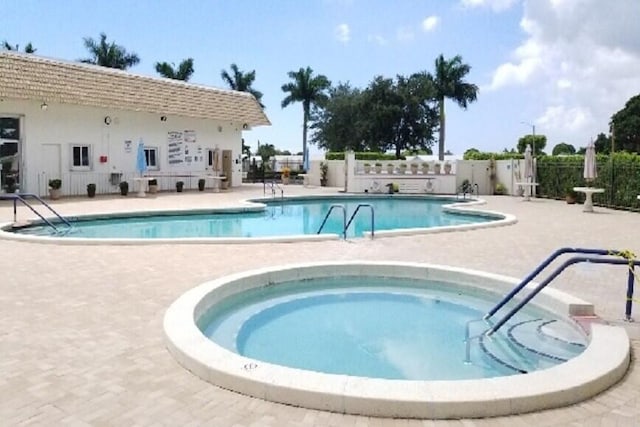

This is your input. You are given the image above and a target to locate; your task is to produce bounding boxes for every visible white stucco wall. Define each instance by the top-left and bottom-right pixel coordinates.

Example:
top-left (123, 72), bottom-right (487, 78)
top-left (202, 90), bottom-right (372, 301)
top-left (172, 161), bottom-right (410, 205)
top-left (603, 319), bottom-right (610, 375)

top-left (1, 100), bottom-right (245, 196)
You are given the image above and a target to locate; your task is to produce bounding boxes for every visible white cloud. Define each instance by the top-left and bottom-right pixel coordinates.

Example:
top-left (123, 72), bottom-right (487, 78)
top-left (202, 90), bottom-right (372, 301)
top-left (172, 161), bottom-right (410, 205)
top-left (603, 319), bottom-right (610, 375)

top-left (396, 27), bottom-right (414, 42)
top-left (460, 0), bottom-right (517, 12)
top-left (367, 34), bottom-right (389, 46)
top-left (334, 23), bottom-right (350, 44)
top-left (485, 0), bottom-right (640, 141)
top-left (421, 16), bottom-right (440, 32)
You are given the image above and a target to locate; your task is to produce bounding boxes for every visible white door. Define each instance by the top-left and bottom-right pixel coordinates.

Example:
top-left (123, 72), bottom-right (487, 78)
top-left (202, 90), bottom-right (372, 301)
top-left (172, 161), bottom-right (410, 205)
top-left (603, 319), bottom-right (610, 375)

top-left (39, 144), bottom-right (61, 196)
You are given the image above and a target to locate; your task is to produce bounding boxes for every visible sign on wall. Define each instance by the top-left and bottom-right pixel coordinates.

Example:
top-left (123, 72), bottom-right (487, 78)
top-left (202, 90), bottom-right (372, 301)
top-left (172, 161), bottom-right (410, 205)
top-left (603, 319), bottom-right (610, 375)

top-left (167, 130), bottom-right (202, 167)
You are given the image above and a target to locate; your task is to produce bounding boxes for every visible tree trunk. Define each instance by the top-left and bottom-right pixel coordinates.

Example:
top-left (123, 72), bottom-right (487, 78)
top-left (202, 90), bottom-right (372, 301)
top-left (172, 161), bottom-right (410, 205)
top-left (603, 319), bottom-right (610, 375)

top-left (303, 105), bottom-right (309, 168)
top-left (438, 99), bottom-right (445, 161)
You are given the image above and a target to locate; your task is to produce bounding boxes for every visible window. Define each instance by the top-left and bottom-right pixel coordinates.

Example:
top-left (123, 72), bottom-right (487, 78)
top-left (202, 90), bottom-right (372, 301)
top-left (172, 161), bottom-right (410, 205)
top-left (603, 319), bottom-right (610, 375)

top-left (208, 149), bottom-right (214, 167)
top-left (144, 147), bottom-right (159, 170)
top-left (71, 145), bottom-right (91, 169)
top-left (0, 117), bottom-right (20, 141)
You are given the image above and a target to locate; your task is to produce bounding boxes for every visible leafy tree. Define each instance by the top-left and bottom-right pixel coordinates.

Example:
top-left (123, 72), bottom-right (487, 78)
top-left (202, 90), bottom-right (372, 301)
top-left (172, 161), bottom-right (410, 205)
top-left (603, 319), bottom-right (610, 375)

top-left (256, 143), bottom-right (276, 163)
top-left (80, 33), bottom-right (139, 70)
top-left (517, 134), bottom-right (547, 155)
top-left (610, 94), bottom-right (640, 153)
top-left (2, 41), bottom-right (36, 53)
top-left (311, 73), bottom-right (438, 157)
top-left (221, 63), bottom-right (264, 108)
top-left (155, 58), bottom-right (194, 81)
top-left (431, 54), bottom-right (478, 161)
top-left (551, 142), bottom-right (576, 156)
top-left (311, 83), bottom-right (367, 152)
top-left (281, 66), bottom-right (331, 166)
top-left (593, 133), bottom-right (613, 154)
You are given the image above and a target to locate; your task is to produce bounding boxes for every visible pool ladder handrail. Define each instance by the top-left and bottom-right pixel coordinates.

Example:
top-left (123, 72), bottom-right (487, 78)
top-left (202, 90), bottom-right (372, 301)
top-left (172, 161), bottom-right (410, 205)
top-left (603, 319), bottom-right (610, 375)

top-left (484, 247), bottom-right (639, 336)
top-left (264, 180), bottom-right (283, 200)
top-left (317, 204), bottom-right (375, 240)
top-left (316, 204), bottom-right (347, 239)
top-left (0, 192), bottom-right (71, 231)
top-left (345, 203), bottom-right (375, 239)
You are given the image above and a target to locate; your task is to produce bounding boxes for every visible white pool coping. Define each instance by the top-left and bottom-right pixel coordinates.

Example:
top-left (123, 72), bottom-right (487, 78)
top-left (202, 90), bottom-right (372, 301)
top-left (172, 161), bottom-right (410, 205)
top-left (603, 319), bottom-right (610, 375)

top-left (163, 262), bottom-right (630, 419)
top-left (0, 195), bottom-right (515, 245)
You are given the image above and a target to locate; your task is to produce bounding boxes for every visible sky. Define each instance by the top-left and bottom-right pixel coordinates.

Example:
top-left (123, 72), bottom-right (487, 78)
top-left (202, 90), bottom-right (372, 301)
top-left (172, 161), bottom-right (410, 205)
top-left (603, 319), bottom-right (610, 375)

top-left (2, 0), bottom-right (639, 157)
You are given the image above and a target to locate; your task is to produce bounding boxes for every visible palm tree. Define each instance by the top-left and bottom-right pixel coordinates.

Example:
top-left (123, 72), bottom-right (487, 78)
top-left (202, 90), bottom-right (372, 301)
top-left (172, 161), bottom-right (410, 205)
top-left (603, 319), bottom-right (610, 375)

top-left (221, 63), bottom-right (264, 108)
top-left (3, 41), bottom-right (36, 53)
top-left (80, 33), bottom-right (140, 70)
top-left (155, 58), bottom-right (194, 81)
top-left (432, 54), bottom-right (478, 160)
top-left (281, 67), bottom-right (331, 168)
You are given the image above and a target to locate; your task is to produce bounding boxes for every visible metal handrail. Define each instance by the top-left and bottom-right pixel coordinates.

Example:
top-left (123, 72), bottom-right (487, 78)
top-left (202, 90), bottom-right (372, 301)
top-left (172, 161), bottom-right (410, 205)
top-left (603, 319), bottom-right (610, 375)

top-left (344, 203), bottom-right (375, 239)
top-left (316, 204), bottom-right (347, 239)
top-left (486, 255), bottom-right (639, 336)
top-left (0, 193), bottom-right (71, 231)
top-left (484, 247), bottom-right (622, 320)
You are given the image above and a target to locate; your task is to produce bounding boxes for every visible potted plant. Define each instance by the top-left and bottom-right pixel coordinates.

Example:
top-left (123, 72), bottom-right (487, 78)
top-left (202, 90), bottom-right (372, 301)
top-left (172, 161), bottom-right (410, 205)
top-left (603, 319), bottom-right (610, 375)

top-left (386, 163), bottom-right (394, 174)
top-left (198, 178), bottom-right (206, 191)
top-left (3, 175), bottom-right (17, 193)
top-left (48, 179), bottom-right (62, 200)
top-left (494, 182), bottom-right (506, 195)
top-left (374, 162), bottom-right (383, 174)
top-left (444, 161), bottom-right (452, 174)
top-left (320, 161), bottom-right (328, 186)
top-left (363, 163), bottom-right (371, 174)
top-left (434, 163), bottom-right (441, 174)
top-left (410, 163), bottom-right (419, 174)
top-left (566, 187), bottom-right (578, 204)
top-left (148, 179), bottom-right (158, 194)
top-left (421, 162), bottom-right (429, 174)
top-left (86, 183), bottom-right (96, 198)
top-left (119, 181), bottom-right (129, 196)
top-left (281, 167), bottom-right (290, 185)
top-left (176, 181), bottom-right (184, 192)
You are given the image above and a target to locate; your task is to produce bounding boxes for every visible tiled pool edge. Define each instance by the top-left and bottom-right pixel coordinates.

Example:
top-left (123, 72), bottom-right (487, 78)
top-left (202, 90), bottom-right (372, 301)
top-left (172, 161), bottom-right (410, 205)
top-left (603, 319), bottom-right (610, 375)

top-left (163, 262), bottom-right (630, 419)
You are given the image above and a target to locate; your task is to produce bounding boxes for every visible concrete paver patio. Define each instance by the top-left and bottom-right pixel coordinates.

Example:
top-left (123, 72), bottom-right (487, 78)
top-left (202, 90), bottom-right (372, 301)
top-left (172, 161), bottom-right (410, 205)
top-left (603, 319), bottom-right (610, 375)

top-left (1, 185), bottom-right (639, 426)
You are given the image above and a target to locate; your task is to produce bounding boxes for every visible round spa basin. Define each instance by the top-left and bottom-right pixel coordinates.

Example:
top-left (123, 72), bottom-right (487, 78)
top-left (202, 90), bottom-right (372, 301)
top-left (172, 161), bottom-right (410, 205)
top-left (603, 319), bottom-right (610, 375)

top-left (164, 262), bottom-right (630, 419)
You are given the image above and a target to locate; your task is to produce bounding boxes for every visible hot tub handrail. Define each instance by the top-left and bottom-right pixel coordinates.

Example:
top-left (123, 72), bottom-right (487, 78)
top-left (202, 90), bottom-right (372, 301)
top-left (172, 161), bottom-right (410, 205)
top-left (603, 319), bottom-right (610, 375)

top-left (486, 255), bottom-right (640, 336)
top-left (484, 247), bottom-right (622, 320)
top-left (317, 204), bottom-right (346, 239)
top-left (344, 203), bottom-right (375, 239)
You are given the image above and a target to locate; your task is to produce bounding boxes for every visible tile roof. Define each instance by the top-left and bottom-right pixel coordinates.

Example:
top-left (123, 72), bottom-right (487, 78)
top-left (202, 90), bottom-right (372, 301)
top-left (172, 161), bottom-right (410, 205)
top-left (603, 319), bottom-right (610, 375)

top-left (0, 51), bottom-right (270, 127)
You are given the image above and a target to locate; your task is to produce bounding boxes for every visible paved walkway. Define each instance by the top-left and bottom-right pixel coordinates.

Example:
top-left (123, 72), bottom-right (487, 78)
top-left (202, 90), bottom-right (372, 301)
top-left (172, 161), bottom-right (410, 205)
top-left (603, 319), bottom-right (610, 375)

top-left (1, 185), bottom-right (639, 426)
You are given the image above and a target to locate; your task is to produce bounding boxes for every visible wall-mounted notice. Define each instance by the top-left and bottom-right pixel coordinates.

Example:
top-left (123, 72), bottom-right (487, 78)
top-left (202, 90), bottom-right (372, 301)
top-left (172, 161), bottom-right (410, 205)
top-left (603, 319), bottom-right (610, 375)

top-left (167, 131), bottom-right (183, 165)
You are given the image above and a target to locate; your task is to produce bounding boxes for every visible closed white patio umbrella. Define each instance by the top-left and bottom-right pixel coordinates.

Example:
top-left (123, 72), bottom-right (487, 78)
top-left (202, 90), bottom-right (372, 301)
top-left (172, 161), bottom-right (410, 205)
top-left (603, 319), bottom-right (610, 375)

top-left (584, 140), bottom-right (597, 185)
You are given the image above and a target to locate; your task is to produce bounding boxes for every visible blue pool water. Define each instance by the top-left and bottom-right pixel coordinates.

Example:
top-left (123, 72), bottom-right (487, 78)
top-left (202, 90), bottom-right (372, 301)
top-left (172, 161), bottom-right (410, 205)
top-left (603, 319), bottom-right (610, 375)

top-left (10, 196), bottom-right (494, 239)
top-left (201, 276), bottom-right (587, 380)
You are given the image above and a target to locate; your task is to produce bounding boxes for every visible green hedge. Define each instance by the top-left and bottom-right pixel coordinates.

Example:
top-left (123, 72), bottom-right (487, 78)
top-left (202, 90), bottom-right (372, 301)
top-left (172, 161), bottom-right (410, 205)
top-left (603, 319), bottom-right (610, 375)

top-left (325, 152), bottom-right (404, 161)
top-left (537, 152), bottom-right (640, 209)
top-left (464, 151), bottom-right (524, 160)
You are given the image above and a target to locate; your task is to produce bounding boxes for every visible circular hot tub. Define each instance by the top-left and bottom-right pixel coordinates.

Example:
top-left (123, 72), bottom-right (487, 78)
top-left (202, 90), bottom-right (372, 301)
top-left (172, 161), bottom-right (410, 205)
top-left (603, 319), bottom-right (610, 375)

top-left (164, 262), bottom-right (629, 419)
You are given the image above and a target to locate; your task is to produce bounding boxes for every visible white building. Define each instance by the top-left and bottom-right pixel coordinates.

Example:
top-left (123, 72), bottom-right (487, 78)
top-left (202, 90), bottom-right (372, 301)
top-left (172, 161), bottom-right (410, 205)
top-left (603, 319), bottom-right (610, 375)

top-left (0, 51), bottom-right (270, 196)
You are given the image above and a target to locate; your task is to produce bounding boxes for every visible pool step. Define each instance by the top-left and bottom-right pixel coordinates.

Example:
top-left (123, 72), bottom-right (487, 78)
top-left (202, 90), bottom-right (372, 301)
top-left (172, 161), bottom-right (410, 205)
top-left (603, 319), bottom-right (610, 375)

top-left (475, 318), bottom-right (587, 374)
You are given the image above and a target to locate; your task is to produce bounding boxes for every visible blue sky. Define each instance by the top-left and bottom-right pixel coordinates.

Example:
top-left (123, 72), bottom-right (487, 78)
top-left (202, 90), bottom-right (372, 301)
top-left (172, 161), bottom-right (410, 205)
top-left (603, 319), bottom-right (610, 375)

top-left (2, 0), bottom-right (639, 157)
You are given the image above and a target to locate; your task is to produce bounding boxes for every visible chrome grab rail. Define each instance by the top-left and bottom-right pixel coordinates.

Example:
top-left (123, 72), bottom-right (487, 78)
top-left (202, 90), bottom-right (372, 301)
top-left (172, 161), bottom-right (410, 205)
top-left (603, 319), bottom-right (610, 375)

top-left (344, 203), bottom-right (375, 239)
top-left (316, 204), bottom-right (347, 239)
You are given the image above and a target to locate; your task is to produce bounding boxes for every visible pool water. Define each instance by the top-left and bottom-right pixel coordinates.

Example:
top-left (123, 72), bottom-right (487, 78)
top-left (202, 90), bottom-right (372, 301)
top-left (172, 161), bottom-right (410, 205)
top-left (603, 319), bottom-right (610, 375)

top-left (11, 196), bottom-right (493, 239)
top-left (200, 276), bottom-right (587, 380)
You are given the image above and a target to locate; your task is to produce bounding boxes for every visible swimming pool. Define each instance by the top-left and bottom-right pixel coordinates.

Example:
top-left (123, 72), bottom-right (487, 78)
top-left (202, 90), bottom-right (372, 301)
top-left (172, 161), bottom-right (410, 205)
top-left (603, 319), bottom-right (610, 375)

top-left (1, 195), bottom-right (512, 243)
top-left (164, 262), bottom-right (630, 418)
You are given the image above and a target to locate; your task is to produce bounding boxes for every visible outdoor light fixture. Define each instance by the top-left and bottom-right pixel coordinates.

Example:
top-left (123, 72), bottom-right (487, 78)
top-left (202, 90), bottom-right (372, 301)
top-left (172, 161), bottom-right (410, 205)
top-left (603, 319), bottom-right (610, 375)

top-left (40, 102), bottom-right (48, 111)
top-left (104, 116), bottom-right (112, 125)
top-left (160, 116), bottom-right (167, 122)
